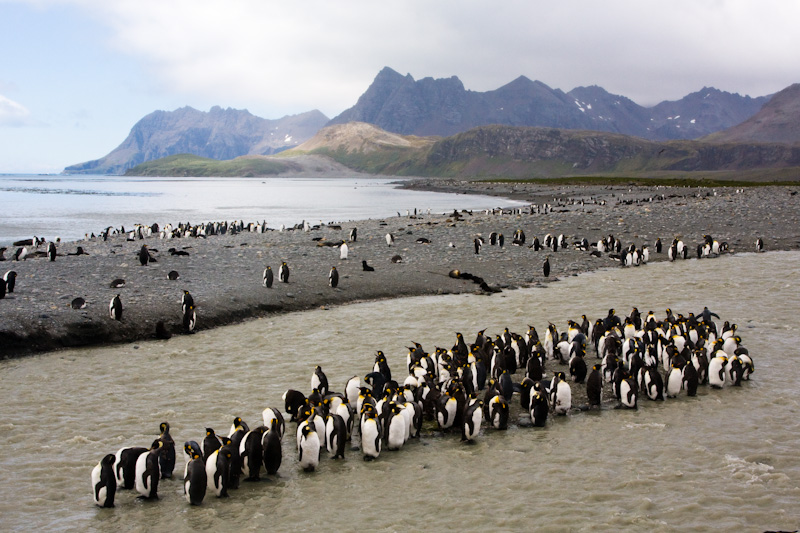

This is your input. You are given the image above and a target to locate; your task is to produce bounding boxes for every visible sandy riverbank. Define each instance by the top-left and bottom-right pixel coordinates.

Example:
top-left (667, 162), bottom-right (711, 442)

top-left (1, 183), bottom-right (798, 357)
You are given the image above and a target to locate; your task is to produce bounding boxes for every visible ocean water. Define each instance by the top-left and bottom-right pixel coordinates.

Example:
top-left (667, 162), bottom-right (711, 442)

top-left (1, 251), bottom-right (798, 532)
top-left (0, 175), bottom-right (520, 247)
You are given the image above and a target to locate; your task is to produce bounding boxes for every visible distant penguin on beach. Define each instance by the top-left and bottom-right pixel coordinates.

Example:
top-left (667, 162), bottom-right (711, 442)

top-left (329, 266), bottom-right (339, 288)
top-left (349, 227), bottom-right (357, 242)
top-left (183, 305), bottom-right (196, 333)
top-left (340, 241), bottom-right (348, 260)
top-left (263, 266), bottom-right (274, 288)
top-left (109, 294), bottom-right (122, 321)
top-left (386, 233), bottom-right (394, 246)
top-left (279, 262), bottom-right (289, 283)
top-left (47, 241), bottom-right (56, 261)
top-left (543, 256), bottom-right (551, 278)
top-left (474, 238), bottom-right (482, 255)
top-left (181, 290), bottom-right (194, 314)
top-left (755, 237), bottom-right (763, 252)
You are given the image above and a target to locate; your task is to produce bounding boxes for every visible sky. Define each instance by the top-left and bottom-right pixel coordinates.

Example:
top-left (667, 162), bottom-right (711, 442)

top-left (1, 0), bottom-right (798, 174)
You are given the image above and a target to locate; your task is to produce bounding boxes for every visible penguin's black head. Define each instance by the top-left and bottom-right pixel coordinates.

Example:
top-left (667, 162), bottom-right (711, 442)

top-left (160, 422), bottom-right (169, 434)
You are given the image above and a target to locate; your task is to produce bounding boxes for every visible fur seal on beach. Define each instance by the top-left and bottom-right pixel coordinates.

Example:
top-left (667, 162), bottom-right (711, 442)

top-left (109, 294), bottom-right (122, 321)
top-left (279, 262), bottom-right (290, 283)
top-left (263, 266), bottom-right (274, 288)
top-left (168, 270), bottom-right (180, 280)
top-left (110, 278), bottom-right (125, 288)
top-left (71, 297), bottom-right (87, 309)
top-left (329, 266), bottom-right (339, 288)
top-left (362, 260), bottom-right (375, 271)
top-left (155, 320), bottom-right (172, 339)
top-left (91, 454), bottom-right (117, 508)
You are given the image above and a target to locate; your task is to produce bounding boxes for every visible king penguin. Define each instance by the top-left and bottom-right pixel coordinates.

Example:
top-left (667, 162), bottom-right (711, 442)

top-left (158, 422), bottom-right (176, 479)
top-left (329, 266), bottom-right (339, 288)
top-left (263, 266), bottom-right (274, 288)
top-left (134, 440), bottom-right (163, 499)
top-left (543, 256), bottom-right (551, 278)
top-left (340, 241), bottom-right (349, 260)
top-left (297, 424), bottom-right (321, 472)
top-left (91, 453), bottom-right (117, 508)
top-left (109, 294), bottom-right (122, 321)
top-left (279, 261), bottom-right (290, 283)
top-left (183, 446), bottom-right (206, 505)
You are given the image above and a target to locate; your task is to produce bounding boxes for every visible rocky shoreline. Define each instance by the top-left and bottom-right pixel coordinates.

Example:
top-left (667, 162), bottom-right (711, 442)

top-left (1, 183), bottom-right (798, 358)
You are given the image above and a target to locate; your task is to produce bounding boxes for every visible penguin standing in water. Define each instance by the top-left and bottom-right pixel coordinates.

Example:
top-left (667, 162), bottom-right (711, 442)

top-left (586, 364), bottom-right (602, 408)
top-left (158, 422), bottom-right (176, 479)
top-left (135, 440), bottom-right (163, 499)
top-left (543, 256), bottom-right (551, 278)
top-left (530, 389), bottom-right (549, 427)
top-left (297, 424), bottom-right (321, 472)
top-left (91, 454), bottom-right (117, 508)
top-left (202, 428), bottom-right (221, 461)
top-left (279, 262), bottom-right (290, 283)
top-left (666, 362), bottom-right (683, 398)
top-left (325, 413), bottom-right (347, 459)
top-left (262, 418), bottom-right (283, 475)
top-left (47, 241), bottom-right (56, 262)
top-left (682, 361), bottom-right (699, 396)
top-left (329, 266), bottom-right (339, 288)
top-left (461, 396), bottom-right (482, 442)
top-left (550, 372), bottom-right (571, 415)
top-left (113, 446), bottom-right (147, 489)
top-left (183, 447), bottom-right (206, 505)
top-left (240, 426), bottom-right (266, 481)
top-left (263, 266), bottom-right (274, 288)
top-left (360, 409), bottom-right (382, 461)
top-left (109, 294), bottom-right (122, 321)
top-left (205, 447), bottom-right (232, 498)
top-left (619, 374), bottom-right (638, 409)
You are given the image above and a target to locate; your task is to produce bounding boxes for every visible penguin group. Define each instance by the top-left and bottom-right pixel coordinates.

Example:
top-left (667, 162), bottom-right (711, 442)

top-left (92, 303), bottom-right (753, 510)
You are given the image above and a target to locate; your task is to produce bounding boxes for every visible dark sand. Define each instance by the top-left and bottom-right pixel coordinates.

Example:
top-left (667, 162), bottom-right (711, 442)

top-left (1, 183), bottom-right (798, 358)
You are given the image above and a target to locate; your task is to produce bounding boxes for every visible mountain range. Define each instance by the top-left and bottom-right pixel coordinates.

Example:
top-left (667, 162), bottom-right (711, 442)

top-left (64, 106), bottom-right (329, 175)
top-left (328, 67), bottom-right (770, 141)
top-left (66, 67), bottom-right (792, 176)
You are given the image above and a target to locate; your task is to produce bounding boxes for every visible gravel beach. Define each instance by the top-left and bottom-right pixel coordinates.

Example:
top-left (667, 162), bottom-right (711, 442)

top-left (1, 183), bottom-right (798, 358)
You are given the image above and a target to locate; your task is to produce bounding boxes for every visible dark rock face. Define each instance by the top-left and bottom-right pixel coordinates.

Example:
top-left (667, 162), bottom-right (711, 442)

top-left (65, 107), bottom-right (329, 175)
top-left (329, 67), bottom-right (770, 141)
top-left (704, 83), bottom-right (800, 144)
top-left (423, 125), bottom-right (800, 174)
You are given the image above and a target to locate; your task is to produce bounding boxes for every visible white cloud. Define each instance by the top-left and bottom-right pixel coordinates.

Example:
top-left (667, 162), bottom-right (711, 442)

top-left (0, 94), bottom-right (34, 126)
top-left (10, 0), bottom-right (800, 114)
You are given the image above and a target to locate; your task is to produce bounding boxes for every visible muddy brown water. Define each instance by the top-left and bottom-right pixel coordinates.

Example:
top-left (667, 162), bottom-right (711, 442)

top-left (1, 251), bottom-right (799, 532)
